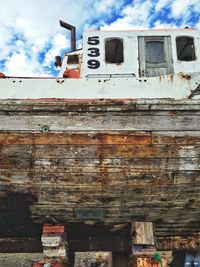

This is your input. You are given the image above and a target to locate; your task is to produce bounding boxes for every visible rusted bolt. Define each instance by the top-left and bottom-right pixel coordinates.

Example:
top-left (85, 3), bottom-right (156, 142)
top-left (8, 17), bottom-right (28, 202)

top-left (56, 79), bottom-right (65, 84)
top-left (183, 74), bottom-right (191, 80)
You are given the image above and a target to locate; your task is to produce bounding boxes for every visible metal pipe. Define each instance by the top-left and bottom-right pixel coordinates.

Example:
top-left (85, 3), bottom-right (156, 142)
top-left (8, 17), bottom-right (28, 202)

top-left (59, 20), bottom-right (76, 52)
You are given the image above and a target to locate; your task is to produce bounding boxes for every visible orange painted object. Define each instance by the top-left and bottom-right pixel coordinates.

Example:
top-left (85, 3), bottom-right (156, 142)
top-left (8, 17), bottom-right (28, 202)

top-left (53, 263), bottom-right (65, 267)
top-left (43, 224), bottom-right (65, 234)
top-left (32, 263), bottom-right (43, 267)
top-left (0, 72), bottom-right (5, 78)
top-left (63, 69), bottom-right (79, 78)
top-left (134, 256), bottom-right (167, 267)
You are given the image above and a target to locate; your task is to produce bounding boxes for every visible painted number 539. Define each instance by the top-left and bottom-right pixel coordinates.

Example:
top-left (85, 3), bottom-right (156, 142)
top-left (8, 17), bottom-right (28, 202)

top-left (87, 36), bottom-right (100, 69)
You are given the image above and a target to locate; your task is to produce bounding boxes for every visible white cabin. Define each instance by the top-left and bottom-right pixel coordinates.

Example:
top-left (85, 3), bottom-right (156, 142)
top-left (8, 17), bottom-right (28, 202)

top-left (62, 28), bottom-right (200, 78)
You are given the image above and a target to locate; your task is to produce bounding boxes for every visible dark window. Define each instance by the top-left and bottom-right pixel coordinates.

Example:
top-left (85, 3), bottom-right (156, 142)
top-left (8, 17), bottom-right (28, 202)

top-left (105, 38), bottom-right (124, 63)
top-left (146, 41), bottom-right (165, 63)
top-left (176, 36), bottom-right (196, 61)
top-left (67, 55), bottom-right (79, 64)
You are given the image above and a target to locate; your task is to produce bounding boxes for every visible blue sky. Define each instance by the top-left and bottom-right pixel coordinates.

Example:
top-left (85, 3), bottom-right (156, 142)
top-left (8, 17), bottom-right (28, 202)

top-left (0, 0), bottom-right (199, 76)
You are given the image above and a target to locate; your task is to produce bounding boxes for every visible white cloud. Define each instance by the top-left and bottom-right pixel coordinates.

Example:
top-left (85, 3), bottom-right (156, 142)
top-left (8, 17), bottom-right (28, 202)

top-left (0, 0), bottom-right (199, 76)
top-left (4, 51), bottom-right (44, 76)
top-left (155, 0), bottom-right (173, 11)
top-left (101, 0), bottom-right (152, 30)
top-left (93, 0), bottom-right (122, 14)
top-left (43, 33), bottom-right (70, 67)
top-left (0, 0), bottom-right (124, 76)
top-left (153, 20), bottom-right (178, 29)
top-left (171, 0), bottom-right (199, 19)
top-left (171, 0), bottom-right (190, 18)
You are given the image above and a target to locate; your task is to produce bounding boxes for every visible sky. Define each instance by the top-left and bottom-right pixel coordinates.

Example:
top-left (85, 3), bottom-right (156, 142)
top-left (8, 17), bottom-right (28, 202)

top-left (0, 0), bottom-right (199, 77)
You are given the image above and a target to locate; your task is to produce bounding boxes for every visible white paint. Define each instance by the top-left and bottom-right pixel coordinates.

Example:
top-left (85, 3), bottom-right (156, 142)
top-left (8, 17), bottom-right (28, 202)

top-left (0, 28), bottom-right (200, 100)
top-left (41, 235), bottom-right (62, 247)
top-left (82, 28), bottom-right (200, 77)
top-left (0, 72), bottom-right (199, 99)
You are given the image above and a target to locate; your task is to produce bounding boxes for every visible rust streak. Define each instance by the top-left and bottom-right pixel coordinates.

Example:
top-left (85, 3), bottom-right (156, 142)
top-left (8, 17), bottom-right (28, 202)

top-left (0, 132), bottom-right (151, 145)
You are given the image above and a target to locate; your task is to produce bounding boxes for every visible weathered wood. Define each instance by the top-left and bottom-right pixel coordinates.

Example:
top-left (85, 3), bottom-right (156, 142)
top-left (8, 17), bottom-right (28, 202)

top-left (0, 132), bottom-right (151, 145)
top-left (0, 112), bottom-right (200, 131)
top-left (1, 157), bottom-right (199, 171)
top-left (152, 131), bottom-right (200, 145)
top-left (131, 222), bottom-right (155, 245)
top-left (1, 131), bottom-right (200, 146)
top-left (0, 100), bottom-right (199, 249)
top-left (0, 99), bottom-right (199, 112)
top-left (0, 170), bottom-right (199, 185)
top-left (156, 236), bottom-right (200, 250)
top-left (1, 144), bottom-right (200, 158)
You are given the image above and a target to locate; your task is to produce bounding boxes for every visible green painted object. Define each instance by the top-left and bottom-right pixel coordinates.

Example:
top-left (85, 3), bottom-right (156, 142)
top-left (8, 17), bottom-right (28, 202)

top-left (75, 209), bottom-right (104, 219)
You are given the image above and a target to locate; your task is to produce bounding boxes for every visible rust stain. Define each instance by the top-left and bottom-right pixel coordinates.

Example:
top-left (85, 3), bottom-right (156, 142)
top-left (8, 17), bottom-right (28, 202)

top-left (188, 83), bottom-right (200, 99)
top-left (169, 74), bottom-right (174, 82)
top-left (0, 132), bottom-right (152, 145)
top-left (156, 236), bottom-right (200, 250)
top-left (177, 72), bottom-right (191, 80)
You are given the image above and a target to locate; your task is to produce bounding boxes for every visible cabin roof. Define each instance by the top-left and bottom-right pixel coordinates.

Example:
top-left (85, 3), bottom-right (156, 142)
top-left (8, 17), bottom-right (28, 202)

top-left (86, 27), bottom-right (197, 32)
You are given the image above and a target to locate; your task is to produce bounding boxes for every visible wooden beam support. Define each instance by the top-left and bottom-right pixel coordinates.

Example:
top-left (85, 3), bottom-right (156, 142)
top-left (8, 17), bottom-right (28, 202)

top-left (156, 236), bottom-right (200, 250)
top-left (131, 222), bottom-right (155, 245)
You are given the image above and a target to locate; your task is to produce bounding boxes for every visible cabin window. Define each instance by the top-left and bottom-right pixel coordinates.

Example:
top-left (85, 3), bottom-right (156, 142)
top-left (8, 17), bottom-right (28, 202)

top-left (145, 41), bottom-right (165, 63)
top-left (67, 54), bottom-right (79, 64)
top-left (176, 36), bottom-right (196, 61)
top-left (105, 38), bottom-right (124, 64)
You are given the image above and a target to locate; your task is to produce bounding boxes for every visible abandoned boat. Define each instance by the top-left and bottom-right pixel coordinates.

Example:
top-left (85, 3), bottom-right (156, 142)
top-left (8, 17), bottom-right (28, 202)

top-left (0, 21), bottom-right (200, 266)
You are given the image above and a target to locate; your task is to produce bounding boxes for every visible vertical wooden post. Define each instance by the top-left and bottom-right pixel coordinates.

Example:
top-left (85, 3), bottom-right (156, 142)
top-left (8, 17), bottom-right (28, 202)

top-left (131, 222), bottom-right (155, 246)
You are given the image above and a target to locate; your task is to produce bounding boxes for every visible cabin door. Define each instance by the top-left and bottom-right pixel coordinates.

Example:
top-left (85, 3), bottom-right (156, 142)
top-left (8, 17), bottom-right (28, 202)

top-left (138, 36), bottom-right (174, 77)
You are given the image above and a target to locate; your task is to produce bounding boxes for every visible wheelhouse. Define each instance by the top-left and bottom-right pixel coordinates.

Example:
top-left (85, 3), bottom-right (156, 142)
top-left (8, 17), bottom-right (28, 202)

top-left (80, 28), bottom-right (200, 78)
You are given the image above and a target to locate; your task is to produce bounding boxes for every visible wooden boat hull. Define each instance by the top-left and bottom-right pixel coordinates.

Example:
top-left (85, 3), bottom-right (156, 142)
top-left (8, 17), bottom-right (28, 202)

top-left (0, 99), bottom-right (200, 250)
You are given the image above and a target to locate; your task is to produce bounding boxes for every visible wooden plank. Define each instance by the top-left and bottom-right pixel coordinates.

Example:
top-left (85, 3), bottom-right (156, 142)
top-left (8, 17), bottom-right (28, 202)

top-left (0, 113), bottom-right (200, 131)
top-left (152, 131), bottom-right (200, 145)
top-left (1, 170), bottom-right (199, 189)
top-left (0, 171), bottom-right (200, 193)
top-left (0, 131), bottom-right (199, 146)
top-left (0, 132), bottom-right (151, 145)
top-left (0, 99), bottom-right (200, 112)
top-left (102, 188), bottom-right (200, 202)
top-left (1, 157), bottom-right (199, 171)
top-left (131, 222), bottom-right (155, 245)
top-left (30, 205), bottom-right (74, 217)
top-left (1, 144), bottom-right (200, 159)
top-left (0, 170), bottom-right (103, 185)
